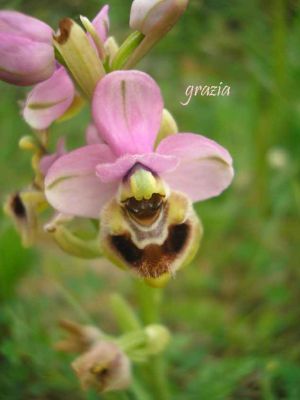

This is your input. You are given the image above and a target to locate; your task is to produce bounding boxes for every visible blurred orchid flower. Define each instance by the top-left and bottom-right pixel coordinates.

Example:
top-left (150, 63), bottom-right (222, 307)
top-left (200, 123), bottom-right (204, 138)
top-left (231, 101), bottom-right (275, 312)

top-left (45, 71), bottom-right (233, 286)
top-left (23, 67), bottom-right (75, 130)
top-left (0, 11), bottom-right (55, 86)
top-left (57, 319), bottom-right (131, 393)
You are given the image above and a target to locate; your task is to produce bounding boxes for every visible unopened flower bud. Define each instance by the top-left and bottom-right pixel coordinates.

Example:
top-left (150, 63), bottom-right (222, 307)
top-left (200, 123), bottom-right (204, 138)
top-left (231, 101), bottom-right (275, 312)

top-left (145, 324), bottom-right (170, 354)
top-left (126, 0), bottom-right (188, 68)
top-left (72, 341), bottom-right (131, 393)
top-left (130, 0), bottom-right (189, 36)
top-left (0, 11), bottom-right (55, 86)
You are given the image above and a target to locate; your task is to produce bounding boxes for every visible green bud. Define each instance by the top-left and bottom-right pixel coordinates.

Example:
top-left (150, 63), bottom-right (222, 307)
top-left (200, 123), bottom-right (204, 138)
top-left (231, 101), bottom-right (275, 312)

top-left (144, 324), bottom-right (170, 354)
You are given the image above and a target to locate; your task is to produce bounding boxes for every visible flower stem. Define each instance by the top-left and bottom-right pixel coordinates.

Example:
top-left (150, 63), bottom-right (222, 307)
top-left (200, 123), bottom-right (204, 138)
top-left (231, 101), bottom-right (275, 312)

top-left (111, 31), bottom-right (144, 71)
top-left (135, 281), bottom-right (171, 400)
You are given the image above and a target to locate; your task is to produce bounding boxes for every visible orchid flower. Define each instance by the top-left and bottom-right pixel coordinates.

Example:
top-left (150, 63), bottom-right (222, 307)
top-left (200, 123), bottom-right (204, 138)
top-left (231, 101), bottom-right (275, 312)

top-left (45, 71), bottom-right (233, 286)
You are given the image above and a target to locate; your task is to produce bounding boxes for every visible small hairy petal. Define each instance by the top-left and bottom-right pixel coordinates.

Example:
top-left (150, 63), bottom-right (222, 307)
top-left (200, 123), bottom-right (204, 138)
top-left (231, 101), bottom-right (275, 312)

top-left (92, 70), bottom-right (164, 156)
top-left (0, 10), bottom-right (53, 43)
top-left (96, 152), bottom-right (178, 183)
top-left (156, 133), bottom-right (234, 202)
top-left (0, 33), bottom-right (55, 86)
top-left (23, 67), bottom-right (74, 130)
top-left (45, 145), bottom-right (118, 218)
top-left (92, 5), bottom-right (110, 43)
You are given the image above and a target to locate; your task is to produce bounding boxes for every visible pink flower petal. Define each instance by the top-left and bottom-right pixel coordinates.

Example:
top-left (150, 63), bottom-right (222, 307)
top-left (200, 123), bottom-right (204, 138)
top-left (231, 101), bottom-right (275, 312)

top-left (92, 5), bottom-right (110, 43)
top-left (23, 67), bottom-right (75, 130)
top-left (96, 152), bottom-right (178, 183)
top-left (92, 70), bottom-right (164, 156)
top-left (0, 32), bottom-right (55, 86)
top-left (156, 133), bottom-right (234, 202)
top-left (86, 123), bottom-right (106, 145)
top-left (0, 10), bottom-right (53, 43)
top-left (45, 145), bottom-right (118, 218)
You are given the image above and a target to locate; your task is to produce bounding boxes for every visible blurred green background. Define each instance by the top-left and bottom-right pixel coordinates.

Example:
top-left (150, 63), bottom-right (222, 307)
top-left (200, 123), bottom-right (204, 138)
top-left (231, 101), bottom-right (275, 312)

top-left (1, 0), bottom-right (300, 398)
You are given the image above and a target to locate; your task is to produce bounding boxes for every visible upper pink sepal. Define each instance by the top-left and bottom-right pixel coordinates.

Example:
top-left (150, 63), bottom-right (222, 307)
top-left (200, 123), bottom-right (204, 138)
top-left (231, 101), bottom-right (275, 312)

top-left (92, 70), bottom-right (164, 156)
top-left (92, 5), bottom-right (110, 43)
top-left (45, 145), bottom-right (118, 218)
top-left (156, 133), bottom-right (234, 202)
top-left (23, 67), bottom-right (75, 130)
top-left (96, 152), bottom-right (178, 183)
top-left (0, 11), bottom-right (55, 86)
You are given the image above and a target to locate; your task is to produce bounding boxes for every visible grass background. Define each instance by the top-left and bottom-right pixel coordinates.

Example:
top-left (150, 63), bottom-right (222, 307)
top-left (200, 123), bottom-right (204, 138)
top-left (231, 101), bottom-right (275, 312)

top-left (0, 0), bottom-right (300, 398)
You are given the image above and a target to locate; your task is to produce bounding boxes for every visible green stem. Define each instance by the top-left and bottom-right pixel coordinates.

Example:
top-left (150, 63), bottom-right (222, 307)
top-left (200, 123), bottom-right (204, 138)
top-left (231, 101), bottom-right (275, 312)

top-left (103, 392), bottom-right (130, 400)
top-left (111, 31), bottom-right (144, 71)
top-left (130, 378), bottom-right (153, 400)
top-left (135, 281), bottom-right (162, 324)
top-left (135, 281), bottom-right (171, 400)
top-left (110, 293), bottom-right (142, 332)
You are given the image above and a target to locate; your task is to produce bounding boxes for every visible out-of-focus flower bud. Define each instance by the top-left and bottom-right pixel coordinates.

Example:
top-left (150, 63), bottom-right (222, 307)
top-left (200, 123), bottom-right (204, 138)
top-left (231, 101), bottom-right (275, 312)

top-left (126, 0), bottom-right (188, 68)
top-left (130, 0), bottom-right (188, 36)
top-left (267, 147), bottom-right (289, 170)
top-left (56, 319), bottom-right (103, 353)
top-left (145, 324), bottom-right (170, 354)
top-left (23, 68), bottom-right (75, 131)
top-left (0, 11), bottom-right (55, 86)
top-left (53, 19), bottom-right (105, 98)
top-left (72, 341), bottom-right (132, 393)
